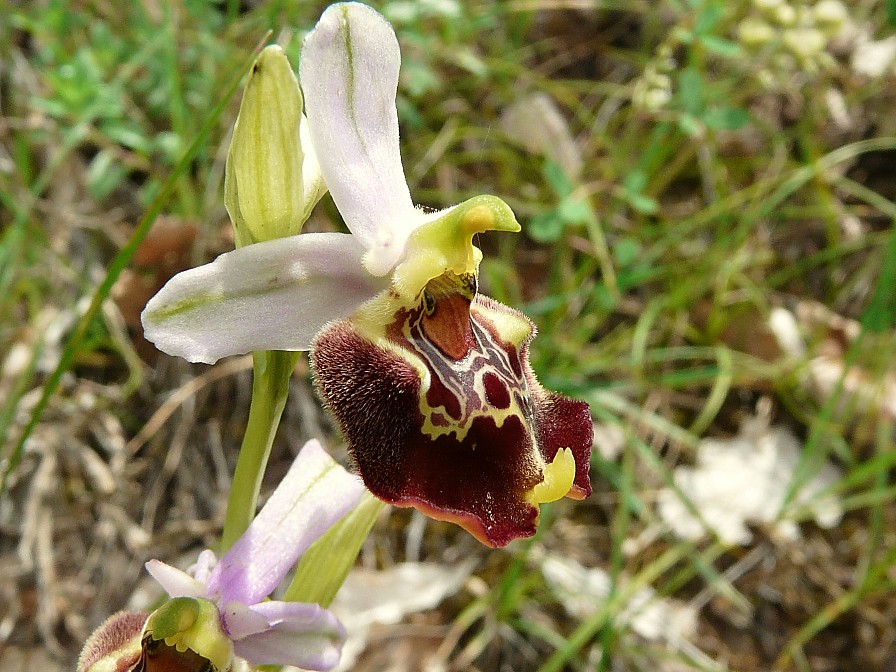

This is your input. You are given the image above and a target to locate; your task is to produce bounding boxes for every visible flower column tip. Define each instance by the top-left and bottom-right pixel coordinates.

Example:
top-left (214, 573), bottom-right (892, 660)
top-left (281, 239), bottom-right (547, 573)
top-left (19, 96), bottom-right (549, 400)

top-left (459, 195), bottom-right (521, 235)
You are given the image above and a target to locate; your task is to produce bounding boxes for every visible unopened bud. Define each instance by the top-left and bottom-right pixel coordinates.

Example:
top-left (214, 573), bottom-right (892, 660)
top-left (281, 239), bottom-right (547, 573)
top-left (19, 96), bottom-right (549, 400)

top-left (226, 45), bottom-right (307, 246)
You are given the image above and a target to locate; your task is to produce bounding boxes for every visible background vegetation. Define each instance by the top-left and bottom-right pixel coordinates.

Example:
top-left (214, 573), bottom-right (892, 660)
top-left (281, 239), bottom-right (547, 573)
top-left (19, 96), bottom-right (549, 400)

top-left (2, 1), bottom-right (896, 670)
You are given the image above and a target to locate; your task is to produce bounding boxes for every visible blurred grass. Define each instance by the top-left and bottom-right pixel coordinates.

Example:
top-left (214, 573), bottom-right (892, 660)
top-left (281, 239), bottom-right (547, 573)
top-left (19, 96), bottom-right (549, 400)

top-left (2, 0), bottom-right (896, 670)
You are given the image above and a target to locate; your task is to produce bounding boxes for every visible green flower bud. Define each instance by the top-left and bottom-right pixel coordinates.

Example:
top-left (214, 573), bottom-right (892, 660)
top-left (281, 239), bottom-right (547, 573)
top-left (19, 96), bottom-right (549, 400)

top-left (814, 0), bottom-right (848, 30)
top-left (77, 611), bottom-right (147, 672)
top-left (738, 18), bottom-right (776, 47)
top-left (226, 45), bottom-right (307, 247)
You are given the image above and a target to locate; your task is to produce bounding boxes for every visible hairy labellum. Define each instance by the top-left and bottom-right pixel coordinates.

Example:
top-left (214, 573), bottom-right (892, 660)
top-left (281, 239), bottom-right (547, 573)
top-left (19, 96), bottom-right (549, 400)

top-left (312, 274), bottom-right (592, 547)
top-left (77, 611), bottom-right (148, 672)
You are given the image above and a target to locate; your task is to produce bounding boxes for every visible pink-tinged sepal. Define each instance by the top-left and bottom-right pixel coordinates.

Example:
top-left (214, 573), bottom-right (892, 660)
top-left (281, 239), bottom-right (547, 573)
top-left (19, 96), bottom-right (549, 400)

top-left (312, 285), bottom-right (592, 548)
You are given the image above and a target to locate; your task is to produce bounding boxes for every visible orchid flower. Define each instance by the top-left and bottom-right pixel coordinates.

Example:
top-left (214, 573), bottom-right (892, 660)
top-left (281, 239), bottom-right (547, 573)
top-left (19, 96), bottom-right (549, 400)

top-left (146, 439), bottom-right (362, 670)
top-left (141, 2), bottom-right (593, 548)
top-left (76, 440), bottom-right (364, 672)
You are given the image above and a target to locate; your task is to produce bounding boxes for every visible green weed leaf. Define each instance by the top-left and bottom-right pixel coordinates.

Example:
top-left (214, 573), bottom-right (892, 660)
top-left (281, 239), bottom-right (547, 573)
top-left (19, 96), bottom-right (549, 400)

top-left (703, 106), bottom-right (751, 130)
top-left (528, 211), bottom-right (565, 242)
top-left (861, 227), bottom-right (896, 332)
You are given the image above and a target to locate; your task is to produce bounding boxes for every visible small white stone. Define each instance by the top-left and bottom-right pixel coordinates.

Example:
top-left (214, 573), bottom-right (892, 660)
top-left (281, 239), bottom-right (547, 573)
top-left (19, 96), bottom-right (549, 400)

top-left (824, 87), bottom-right (852, 130)
top-left (768, 307), bottom-right (805, 358)
top-left (541, 556), bottom-right (697, 644)
top-left (814, 0), bottom-right (849, 28)
top-left (657, 420), bottom-right (842, 544)
top-left (592, 422), bottom-right (625, 461)
top-left (852, 34), bottom-right (896, 78)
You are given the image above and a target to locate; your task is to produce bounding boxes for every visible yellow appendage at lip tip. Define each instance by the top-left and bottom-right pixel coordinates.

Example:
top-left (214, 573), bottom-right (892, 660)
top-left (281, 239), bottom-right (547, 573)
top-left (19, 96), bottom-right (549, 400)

top-left (527, 447), bottom-right (576, 505)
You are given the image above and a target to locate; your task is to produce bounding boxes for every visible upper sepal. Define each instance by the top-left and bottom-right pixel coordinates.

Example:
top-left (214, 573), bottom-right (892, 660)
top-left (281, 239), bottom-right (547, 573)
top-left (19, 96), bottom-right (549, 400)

top-left (300, 1), bottom-right (416, 270)
top-left (207, 439), bottom-right (365, 606)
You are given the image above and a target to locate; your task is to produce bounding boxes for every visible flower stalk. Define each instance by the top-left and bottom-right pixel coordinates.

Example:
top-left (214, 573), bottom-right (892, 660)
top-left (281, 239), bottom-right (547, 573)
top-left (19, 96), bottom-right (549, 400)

top-left (221, 349), bottom-right (299, 551)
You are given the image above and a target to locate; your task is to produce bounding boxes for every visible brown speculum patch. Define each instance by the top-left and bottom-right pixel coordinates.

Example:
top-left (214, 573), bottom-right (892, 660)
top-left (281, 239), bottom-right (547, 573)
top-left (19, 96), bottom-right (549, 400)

top-left (312, 278), bottom-right (592, 547)
top-left (135, 635), bottom-right (218, 672)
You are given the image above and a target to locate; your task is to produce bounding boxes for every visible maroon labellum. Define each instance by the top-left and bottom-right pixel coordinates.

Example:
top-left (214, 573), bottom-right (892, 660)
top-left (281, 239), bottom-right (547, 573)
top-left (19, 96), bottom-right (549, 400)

top-left (312, 277), bottom-right (592, 548)
top-left (77, 611), bottom-right (148, 672)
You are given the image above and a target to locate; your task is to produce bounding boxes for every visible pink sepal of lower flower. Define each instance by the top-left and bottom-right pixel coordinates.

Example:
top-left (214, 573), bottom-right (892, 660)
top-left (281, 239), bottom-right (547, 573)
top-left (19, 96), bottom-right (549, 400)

top-left (146, 439), bottom-right (363, 671)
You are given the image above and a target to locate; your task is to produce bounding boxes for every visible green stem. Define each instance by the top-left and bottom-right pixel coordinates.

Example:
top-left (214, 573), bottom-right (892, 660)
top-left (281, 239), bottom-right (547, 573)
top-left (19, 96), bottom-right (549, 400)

top-left (220, 349), bottom-right (299, 552)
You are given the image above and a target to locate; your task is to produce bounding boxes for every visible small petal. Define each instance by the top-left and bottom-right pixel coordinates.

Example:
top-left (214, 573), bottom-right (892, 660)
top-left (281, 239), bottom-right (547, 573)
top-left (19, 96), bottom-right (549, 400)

top-left (231, 601), bottom-right (345, 671)
top-left (300, 114), bottom-right (327, 217)
top-left (145, 559), bottom-right (209, 598)
top-left (141, 232), bottom-right (387, 364)
top-left (301, 2), bottom-right (420, 274)
top-left (187, 549), bottom-right (218, 585)
top-left (207, 439), bottom-right (364, 605)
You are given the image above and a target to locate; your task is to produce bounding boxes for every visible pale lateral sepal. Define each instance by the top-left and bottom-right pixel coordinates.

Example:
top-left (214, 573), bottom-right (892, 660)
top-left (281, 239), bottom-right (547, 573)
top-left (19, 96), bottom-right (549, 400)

top-left (141, 232), bottom-right (388, 364)
top-left (231, 601), bottom-right (345, 670)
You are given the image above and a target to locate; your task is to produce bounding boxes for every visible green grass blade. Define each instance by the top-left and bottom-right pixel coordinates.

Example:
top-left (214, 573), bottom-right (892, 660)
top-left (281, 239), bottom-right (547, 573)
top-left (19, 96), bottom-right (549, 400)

top-left (0, 34), bottom-right (271, 496)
